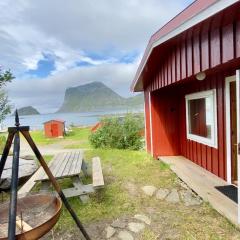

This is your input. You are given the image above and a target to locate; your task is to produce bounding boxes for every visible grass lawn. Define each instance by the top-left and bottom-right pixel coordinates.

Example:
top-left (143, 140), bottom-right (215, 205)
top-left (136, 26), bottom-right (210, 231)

top-left (30, 127), bottom-right (91, 149)
top-left (1, 128), bottom-right (240, 239)
top-left (47, 147), bottom-right (240, 240)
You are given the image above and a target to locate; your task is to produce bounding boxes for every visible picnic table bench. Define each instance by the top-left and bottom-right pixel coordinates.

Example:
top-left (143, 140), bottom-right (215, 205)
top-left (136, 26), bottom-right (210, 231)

top-left (18, 150), bottom-right (104, 202)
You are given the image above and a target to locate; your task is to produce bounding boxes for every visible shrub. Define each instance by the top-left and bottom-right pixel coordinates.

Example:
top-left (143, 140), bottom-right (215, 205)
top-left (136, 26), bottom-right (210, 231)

top-left (89, 114), bottom-right (144, 150)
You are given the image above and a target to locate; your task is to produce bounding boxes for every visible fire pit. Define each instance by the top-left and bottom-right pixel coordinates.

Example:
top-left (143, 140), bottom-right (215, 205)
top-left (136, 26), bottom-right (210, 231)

top-left (0, 194), bottom-right (62, 240)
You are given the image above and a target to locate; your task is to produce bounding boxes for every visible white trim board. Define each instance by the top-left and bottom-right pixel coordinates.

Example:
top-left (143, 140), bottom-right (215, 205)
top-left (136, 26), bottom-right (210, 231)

top-left (144, 95), bottom-right (148, 151)
top-left (149, 91), bottom-right (153, 156)
top-left (236, 70), bottom-right (240, 224)
top-left (225, 75), bottom-right (236, 184)
top-left (133, 0), bottom-right (239, 91)
top-left (185, 89), bottom-right (218, 148)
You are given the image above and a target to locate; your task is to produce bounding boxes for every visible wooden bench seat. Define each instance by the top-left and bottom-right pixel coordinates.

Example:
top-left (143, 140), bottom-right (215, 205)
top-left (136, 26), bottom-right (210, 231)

top-left (92, 157), bottom-right (104, 189)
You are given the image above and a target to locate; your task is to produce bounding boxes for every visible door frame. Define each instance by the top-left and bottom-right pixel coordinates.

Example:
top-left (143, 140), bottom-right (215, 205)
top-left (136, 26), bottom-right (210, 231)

top-left (225, 75), bottom-right (236, 184)
top-left (236, 70), bottom-right (240, 224)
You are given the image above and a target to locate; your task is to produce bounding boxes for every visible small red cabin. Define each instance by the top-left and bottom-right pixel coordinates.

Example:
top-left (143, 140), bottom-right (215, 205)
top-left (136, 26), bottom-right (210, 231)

top-left (44, 120), bottom-right (65, 138)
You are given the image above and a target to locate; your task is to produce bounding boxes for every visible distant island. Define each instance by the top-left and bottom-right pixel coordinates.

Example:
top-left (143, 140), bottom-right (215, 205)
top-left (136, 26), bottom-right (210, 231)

top-left (17, 106), bottom-right (40, 116)
top-left (58, 81), bottom-right (143, 113)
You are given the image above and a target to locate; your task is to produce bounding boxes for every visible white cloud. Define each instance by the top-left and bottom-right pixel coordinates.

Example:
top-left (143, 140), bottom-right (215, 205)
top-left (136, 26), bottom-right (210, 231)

top-left (7, 59), bottom-right (139, 113)
top-left (0, 0), bottom-right (193, 112)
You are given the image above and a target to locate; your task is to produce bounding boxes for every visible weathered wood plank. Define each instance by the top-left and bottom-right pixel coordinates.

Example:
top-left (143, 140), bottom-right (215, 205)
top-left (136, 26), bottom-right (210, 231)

top-left (72, 176), bottom-right (90, 203)
top-left (74, 151), bottom-right (83, 175)
top-left (37, 152), bottom-right (68, 181)
top-left (62, 184), bottom-right (94, 198)
top-left (51, 152), bottom-right (68, 177)
top-left (16, 216), bottom-right (33, 232)
top-left (81, 159), bottom-right (89, 176)
top-left (18, 167), bottom-right (43, 196)
top-left (36, 153), bottom-right (62, 181)
top-left (36, 158), bottom-right (54, 181)
top-left (160, 156), bottom-right (238, 226)
top-left (62, 151), bottom-right (75, 176)
top-left (92, 157), bottom-right (104, 188)
top-left (68, 151), bottom-right (78, 175)
top-left (55, 152), bottom-right (71, 178)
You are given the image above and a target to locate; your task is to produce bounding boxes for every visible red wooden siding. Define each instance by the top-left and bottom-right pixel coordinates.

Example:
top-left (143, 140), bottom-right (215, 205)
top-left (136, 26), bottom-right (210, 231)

top-left (44, 120), bottom-right (65, 138)
top-left (151, 89), bottom-right (180, 157)
top-left (144, 66), bottom-right (239, 180)
top-left (141, 4), bottom-right (240, 181)
top-left (148, 18), bottom-right (240, 92)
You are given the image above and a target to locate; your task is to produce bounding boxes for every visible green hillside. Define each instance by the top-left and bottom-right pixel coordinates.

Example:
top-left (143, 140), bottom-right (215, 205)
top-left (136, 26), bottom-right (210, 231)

top-left (17, 106), bottom-right (40, 116)
top-left (58, 82), bottom-right (143, 112)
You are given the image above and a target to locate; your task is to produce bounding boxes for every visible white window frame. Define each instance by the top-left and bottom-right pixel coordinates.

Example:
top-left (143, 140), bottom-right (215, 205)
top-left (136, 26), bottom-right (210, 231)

top-left (185, 89), bottom-right (218, 148)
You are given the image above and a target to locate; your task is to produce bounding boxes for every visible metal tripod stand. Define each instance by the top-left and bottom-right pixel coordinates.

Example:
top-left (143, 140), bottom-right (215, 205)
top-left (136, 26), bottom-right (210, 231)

top-left (0, 111), bottom-right (91, 240)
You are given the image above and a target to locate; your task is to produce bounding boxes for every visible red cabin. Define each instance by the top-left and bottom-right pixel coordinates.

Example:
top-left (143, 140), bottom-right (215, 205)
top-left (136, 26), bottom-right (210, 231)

top-left (44, 120), bottom-right (65, 138)
top-left (132, 0), bottom-right (240, 209)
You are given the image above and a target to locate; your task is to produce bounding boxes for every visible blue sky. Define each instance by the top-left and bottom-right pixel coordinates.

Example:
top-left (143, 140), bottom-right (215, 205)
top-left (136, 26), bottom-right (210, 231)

top-left (0, 0), bottom-right (193, 113)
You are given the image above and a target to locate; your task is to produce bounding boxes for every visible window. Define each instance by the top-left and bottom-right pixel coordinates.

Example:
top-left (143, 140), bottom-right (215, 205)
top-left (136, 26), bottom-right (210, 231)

top-left (185, 90), bottom-right (218, 148)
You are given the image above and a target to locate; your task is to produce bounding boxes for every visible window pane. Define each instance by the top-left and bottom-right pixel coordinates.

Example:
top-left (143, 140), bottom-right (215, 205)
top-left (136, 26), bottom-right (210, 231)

top-left (188, 96), bottom-right (212, 139)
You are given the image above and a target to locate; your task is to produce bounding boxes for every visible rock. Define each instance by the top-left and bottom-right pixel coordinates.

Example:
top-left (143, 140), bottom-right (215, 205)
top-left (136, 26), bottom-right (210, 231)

top-left (0, 156), bottom-right (38, 190)
top-left (118, 231), bottom-right (134, 240)
top-left (21, 155), bottom-right (34, 160)
top-left (156, 188), bottom-right (169, 200)
top-left (165, 189), bottom-right (180, 203)
top-left (141, 185), bottom-right (157, 196)
top-left (134, 214), bottom-right (151, 225)
top-left (124, 182), bottom-right (139, 197)
top-left (111, 219), bottom-right (126, 229)
top-left (128, 222), bottom-right (145, 233)
top-left (180, 190), bottom-right (202, 206)
top-left (106, 226), bottom-right (116, 238)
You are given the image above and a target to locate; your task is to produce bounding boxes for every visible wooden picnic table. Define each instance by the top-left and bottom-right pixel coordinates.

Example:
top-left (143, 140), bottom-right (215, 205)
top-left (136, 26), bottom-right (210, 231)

top-left (35, 150), bottom-right (87, 182)
top-left (19, 150), bottom-right (104, 203)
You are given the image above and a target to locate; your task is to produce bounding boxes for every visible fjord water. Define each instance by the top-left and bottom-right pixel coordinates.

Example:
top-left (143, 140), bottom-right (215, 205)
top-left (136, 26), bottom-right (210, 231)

top-left (2, 109), bottom-right (143, 130)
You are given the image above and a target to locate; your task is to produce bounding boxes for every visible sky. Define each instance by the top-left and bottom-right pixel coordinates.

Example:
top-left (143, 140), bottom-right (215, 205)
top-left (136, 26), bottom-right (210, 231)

top-left (0, 0), bottom-right (193, 113)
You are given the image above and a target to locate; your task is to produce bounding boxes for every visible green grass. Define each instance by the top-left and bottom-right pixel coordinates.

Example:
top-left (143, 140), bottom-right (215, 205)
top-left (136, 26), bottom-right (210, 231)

top-left (30, 127), bottom-right (91, 149)
top-left (1, 127), bottom-right (240, 239)
top-left (30, 130), bottom-right (60, 145)
top-left (55, 149), bottom-right (173, 229)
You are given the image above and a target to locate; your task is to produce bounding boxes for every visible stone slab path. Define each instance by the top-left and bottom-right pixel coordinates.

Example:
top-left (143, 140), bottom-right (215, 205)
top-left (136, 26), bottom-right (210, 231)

top-left (105, 180), bottom-right (202, 239)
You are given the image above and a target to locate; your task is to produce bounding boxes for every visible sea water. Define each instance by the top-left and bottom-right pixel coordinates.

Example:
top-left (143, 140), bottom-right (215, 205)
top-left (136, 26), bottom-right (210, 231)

top-left (2, 109), bottom-right (143, 130)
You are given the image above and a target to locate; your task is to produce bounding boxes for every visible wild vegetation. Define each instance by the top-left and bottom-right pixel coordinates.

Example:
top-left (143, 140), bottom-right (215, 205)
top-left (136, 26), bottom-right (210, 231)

top-left (89, 114), bottom-right (144, 150)
top-left (0, 69), bottom-right (14, 123)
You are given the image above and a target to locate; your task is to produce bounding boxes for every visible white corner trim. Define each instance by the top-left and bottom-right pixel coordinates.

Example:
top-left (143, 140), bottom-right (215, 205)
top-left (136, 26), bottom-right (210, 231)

top-left (225, 75), bottom-right (236, 184)
top-left (144, 95), bottom-right (147, 151)
top-left (185, 89), bottom-right (218, 148)
top-left (133, 0), bottom-right (239, 90)
top-left (149, 91), bottom-right (153, 156)
top-left (236, 70), bottom-right (240, 224)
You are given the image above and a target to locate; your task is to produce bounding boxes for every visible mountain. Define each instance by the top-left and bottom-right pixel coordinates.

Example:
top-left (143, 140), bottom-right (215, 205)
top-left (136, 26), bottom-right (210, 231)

top-left (17, 106), bottom-right (40, 116)
top-left (58, 82), bottom-right (143, 112)
top-left (125, 93), bottom-right (144, 108)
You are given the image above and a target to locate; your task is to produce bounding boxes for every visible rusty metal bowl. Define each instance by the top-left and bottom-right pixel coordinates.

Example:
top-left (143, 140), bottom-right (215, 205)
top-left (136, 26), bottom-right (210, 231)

top-left (0, 194), bottom-right (62, 240)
